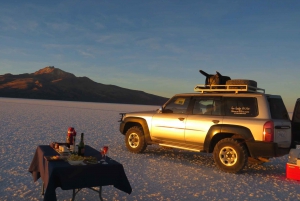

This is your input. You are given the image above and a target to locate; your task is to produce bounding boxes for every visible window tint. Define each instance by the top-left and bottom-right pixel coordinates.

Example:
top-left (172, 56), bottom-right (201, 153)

top-left (224, 97), bottom-right (258, 117)
top-left (164, 97), bottom-right (191, 114)
top-left (268, 97), bottom-right (289, 120)
top-left (192, 98), bottom-right (221, 115)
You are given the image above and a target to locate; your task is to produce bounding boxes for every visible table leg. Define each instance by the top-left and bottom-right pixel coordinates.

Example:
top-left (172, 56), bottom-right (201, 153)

top-left (71, 187), bottom-right (103, 201)
top-left (72, 188), bottom-right (81, 201)
top-left (41, 182), bottom-right (44, 195)
top-left (99, 186), bottom-right (103, 201)
top-left (72, 189), bottom-right (75, 201)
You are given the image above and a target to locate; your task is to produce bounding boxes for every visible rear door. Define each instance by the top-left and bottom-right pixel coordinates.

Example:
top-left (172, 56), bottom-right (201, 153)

top-left (291, 98), bottom-right (300, 147)
top-left (184, 96), bottom-right (223, 148)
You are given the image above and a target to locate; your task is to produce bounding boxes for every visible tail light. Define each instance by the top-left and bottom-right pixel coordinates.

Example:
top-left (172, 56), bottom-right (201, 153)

top-left (263, 121), bottom-right (274, 142)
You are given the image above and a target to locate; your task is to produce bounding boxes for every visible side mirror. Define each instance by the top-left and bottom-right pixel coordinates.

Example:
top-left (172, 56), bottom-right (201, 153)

top-left (157, 107), bottom-right (163, 113)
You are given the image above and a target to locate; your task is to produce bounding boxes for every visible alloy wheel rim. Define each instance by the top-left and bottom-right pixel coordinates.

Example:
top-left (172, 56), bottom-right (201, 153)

top-left (219, 146), bottom-right (238, 166)
top-left (128, 133), bottom-right (139, 148)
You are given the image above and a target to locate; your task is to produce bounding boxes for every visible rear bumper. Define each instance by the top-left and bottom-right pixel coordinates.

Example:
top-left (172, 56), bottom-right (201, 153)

top-left (246, 141), bottom-right (290, 158)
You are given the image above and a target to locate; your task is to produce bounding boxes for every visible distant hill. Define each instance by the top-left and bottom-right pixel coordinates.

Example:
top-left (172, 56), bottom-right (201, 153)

top-left (0, 66), bottom-right (169, 105)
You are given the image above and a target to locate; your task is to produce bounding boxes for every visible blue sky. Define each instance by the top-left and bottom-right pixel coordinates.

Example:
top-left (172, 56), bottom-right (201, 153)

top-left (0, 0), bottom-right (299, 111)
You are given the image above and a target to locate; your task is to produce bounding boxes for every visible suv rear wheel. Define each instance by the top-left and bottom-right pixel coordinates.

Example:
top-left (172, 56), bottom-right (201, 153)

top-left (213, 138), bottom-right (248, 173)
top-left (125, 126), bottom-right (147, 153)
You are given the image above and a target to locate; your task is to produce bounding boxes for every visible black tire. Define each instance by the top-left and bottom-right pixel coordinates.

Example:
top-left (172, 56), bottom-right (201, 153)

top-left (125, 126), bottom-right (147, 153)
top-left (213, 138), bottom-right (248, 173)
top-left (226, 79), bottom-right (257, 88)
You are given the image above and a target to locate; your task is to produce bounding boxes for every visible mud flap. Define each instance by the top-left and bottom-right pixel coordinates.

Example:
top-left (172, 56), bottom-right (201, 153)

top-left (248, 157), bottom-right (270, 165)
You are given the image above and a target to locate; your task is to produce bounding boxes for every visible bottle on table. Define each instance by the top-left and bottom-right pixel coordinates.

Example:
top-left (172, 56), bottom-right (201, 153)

top-left (66, 127), bottom-right (76, 148)
top-left (66, 133), bottom-right (71, 148)
top-left (71, 136), bottom-right (76, 153)
top-left (78, 133), bottom-right (85, 156)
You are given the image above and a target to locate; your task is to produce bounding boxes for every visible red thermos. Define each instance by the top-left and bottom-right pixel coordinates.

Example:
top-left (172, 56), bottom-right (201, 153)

top-left (66, 127), bottom-right (77, 147)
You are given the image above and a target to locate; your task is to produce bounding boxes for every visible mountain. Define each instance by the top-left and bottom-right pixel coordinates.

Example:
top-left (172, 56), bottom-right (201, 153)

top-left (0, 66), bottom-right (169, 105)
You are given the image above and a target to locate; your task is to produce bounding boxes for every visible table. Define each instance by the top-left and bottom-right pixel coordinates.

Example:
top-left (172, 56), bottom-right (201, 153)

top-left (28, 145), bottom-right (132, 201)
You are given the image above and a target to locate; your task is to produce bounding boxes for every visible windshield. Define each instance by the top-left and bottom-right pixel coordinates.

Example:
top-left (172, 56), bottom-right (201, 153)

top-left (268, 97), bottom-right (289, 120)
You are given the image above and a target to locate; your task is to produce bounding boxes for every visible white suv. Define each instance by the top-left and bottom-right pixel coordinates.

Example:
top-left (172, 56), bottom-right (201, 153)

top-left (119, 84), bottom-right (296, 173)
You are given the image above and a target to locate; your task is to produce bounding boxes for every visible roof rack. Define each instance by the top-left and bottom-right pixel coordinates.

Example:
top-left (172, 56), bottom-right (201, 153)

top-left (194, 84), bottom-right (265, 94)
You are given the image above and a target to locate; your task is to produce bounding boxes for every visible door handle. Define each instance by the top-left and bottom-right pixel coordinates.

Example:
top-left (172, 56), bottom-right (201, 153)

top-left (212, 120), bottom-right (219, 124)
top-left (178, 118), bottom-right (185, 121)
top-left (275, 126), bottom-right (290, 129)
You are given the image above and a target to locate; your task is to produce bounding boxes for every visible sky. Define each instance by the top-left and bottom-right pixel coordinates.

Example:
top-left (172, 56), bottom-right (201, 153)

top-left (0, 0), bottom-right (299, 111)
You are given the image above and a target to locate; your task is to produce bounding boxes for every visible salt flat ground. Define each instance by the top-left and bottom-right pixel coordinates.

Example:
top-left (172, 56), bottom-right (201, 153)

top-left (0, 97), bottom-right (299, 201)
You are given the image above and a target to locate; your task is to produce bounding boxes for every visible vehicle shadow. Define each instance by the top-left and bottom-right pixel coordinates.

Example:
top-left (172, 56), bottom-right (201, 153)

top-left (142, 145), bottom-right (217, 170)
top-left (140, 145), bottom-right (290, 177)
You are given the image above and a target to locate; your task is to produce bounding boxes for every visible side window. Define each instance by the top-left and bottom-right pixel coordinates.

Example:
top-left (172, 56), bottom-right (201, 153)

top-left (164, 97), bottom-right (191, 114)
top-left (224, 97), bottom-right (258, 117)
top-left (192, 98), bottom-right (221, 116)
top-left (268, 97), bottom-right (289, 120)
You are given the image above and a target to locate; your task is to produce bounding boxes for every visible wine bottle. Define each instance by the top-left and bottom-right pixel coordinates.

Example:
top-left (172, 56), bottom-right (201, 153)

top-left (66, 133), bottom-right (71, 148)
top-left (78, 133), bottom-right (85, 156)
top-left (72, 136), bottom-right (76, 153)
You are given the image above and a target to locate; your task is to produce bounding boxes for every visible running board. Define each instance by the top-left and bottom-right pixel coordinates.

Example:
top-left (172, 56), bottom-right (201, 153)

top-left (159, 143), bottom-right (201, 152)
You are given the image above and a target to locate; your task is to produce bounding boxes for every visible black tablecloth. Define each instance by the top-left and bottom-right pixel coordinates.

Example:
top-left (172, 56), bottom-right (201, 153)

top-left (28, 145), bottom-right (132, 201)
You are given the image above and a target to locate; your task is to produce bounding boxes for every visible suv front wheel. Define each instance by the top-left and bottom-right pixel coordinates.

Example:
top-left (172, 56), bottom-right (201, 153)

top-left (125, 126), bottom-right (147, 153)
top-left (213, 138), bottom-right (248, 173)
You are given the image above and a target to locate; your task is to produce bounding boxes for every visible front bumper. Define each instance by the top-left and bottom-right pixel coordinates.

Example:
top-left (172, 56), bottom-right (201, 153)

top-left (119, 122), bottom-right (125, 134)
top-left (246, 141), bottom-right (290, 158)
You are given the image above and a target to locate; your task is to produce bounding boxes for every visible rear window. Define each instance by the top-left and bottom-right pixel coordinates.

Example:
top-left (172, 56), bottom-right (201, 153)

top-left (268, 97), bottom-right (289, 120)
top-left (223, 97), bottom-right (258, 117)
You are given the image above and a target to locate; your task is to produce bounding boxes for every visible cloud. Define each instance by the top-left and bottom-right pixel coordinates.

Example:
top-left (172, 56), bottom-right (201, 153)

top-left (96, 33), bottom-right (134, 45)
top-left (45, 22), bottom-right (73, 31)
top-left (96, 35), bottom-right (113, 43)
top-left (136, 37), bottom-right (161, 50)
top-left (0, 17), bottom-right (18, 31)
top-left (95, 22), bottom-right (105, 29)
top-left (43, 44), bottom-right (77, 49)
top-left (116, 17), bottom-right (135, 27)
top-left (77, 50), bottom-right (95, 58)
top-left (191, 52), bottom-right (212, 61)
top-left (164, 44), bottom-right (185, 54)
top-left (120, 55), bottom-right (137, 60)
top-left (0, 47), bottom-right (29, 56)
top-left (156, 55), bottom-right (178, 61)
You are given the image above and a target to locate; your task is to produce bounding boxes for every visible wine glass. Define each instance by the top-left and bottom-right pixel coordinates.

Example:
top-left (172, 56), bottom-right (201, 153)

top-left (100, 148), bottom-right (105, 162)
top-left (102, 146), bottom-right (108, 164)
